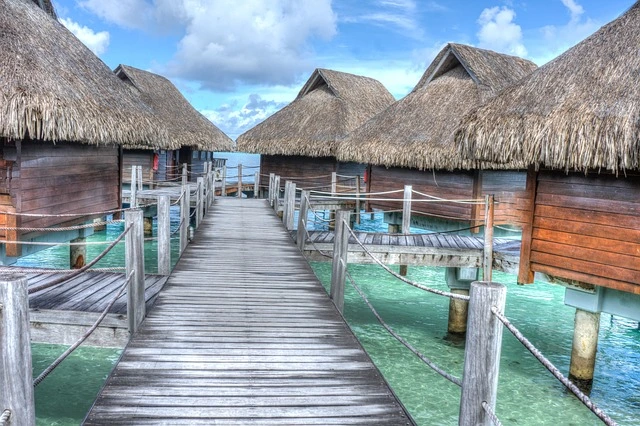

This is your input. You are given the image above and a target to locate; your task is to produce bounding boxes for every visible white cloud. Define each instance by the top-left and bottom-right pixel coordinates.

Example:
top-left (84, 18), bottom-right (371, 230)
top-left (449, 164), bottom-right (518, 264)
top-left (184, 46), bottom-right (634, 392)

top-left (202, 94), bottom-right (289, 140)
top-left (536, 0), bottom-right (600, 64)
top-left (476, 6), bottom-right (527, 57)
top-left (58, 17), bottom-right (110, 55)
top-left (340, 0), bottom-right (424, 39)
top-left (78, 0), bottom-right (337, 91)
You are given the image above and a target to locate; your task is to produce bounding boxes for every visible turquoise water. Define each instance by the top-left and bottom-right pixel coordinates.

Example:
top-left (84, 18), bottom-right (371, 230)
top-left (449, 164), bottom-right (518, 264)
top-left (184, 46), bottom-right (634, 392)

top-left (20, 164), bottom-right (640, 425)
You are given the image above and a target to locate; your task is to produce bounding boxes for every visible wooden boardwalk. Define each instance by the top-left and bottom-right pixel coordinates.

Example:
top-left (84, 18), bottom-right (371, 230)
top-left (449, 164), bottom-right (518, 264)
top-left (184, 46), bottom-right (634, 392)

top-left (300, 230), bottom-right (521, 273)
top-left (84, 198), bottom-right (414, 425)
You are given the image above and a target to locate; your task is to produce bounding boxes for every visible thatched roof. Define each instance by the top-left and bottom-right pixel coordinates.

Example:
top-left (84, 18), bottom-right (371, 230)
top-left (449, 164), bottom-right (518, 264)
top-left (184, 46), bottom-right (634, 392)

top-left (115, 65), bottom-right (234, 152)
top-left (0, 0), bottom-right (166, 147)
top-left (337, 43), bottom-right (536, 170)
top-left (456, 3), bottom-right (640, 173)
top-left (31, 0), bottom-right (56, 18)
top-left (236, 68), bottom-right (395, 157)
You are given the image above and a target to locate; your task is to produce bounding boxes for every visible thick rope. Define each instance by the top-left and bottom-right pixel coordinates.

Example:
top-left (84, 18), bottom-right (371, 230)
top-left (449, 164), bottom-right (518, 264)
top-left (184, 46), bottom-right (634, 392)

top-left (346, 269), bottom-right (462, 386)
top-left (491, 307), bottom-right (618, 426)
top-left (3, 206), bottom-right (138, 218)
top-left (28, 225), bottom-right (131, 294)
top-left (33, 271), bottom-right (133, 387)
top-left (171, 218), bottom-right (185, 236)
top-left (0, 266), bottom-right (124, 274)
top-left (0, 219), bottom-right (124, 232)
top-left (345, 225), bottom-right (471, 301)
top-left (411, 189), bottom-right (485, 205)
top-left (0, 239), bottom-right (126, 247)
top-left (0, 410), bottom-right (10, 426)
top-left (482, 402), bottom-right (503, 426)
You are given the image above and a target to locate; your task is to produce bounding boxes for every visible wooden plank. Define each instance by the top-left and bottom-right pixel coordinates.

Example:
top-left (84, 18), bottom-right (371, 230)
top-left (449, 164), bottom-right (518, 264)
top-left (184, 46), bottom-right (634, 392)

top-left (84, 198), bottom-right (413, 425)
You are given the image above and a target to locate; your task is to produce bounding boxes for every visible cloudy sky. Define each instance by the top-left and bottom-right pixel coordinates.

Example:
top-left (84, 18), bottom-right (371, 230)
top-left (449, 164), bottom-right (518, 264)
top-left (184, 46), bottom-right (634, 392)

top-left (52, 0), bottom-right (635, 141)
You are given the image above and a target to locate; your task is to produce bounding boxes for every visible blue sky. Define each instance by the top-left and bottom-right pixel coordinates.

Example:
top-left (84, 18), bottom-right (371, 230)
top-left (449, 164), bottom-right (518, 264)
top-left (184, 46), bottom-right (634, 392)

top-left (52, 0), bottom-right (636, 140)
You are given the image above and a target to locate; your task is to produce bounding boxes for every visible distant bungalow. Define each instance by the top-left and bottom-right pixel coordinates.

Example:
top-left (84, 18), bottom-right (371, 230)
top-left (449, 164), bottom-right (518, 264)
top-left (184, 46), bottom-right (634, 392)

top-left (237, 68), bottom-right (395, 193)
top-left (114, 65), bottom-right (234, 184)
top-left (0, 0), bottom-right (165, 263)
top-left (456, 2), bottom-right (640, 385)
top-left (337, 43), bottom-right (537, 234)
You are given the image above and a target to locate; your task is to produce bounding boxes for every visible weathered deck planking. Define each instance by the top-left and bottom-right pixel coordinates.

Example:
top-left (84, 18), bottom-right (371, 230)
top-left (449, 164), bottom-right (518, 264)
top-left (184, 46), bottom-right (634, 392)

top-left (84, 197), bottom-right (413, 425)
top-left (300, 230), bottom-right (521, 273)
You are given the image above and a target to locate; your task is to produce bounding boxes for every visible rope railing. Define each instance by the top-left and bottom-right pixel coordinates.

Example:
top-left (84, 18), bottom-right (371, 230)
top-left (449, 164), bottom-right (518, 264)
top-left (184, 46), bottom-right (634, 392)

top-left (33, 270), bottom-right (133, 388)
top-left (491, 307), bottom-right (618, 426)
top-left (345, 269), bottom-right (463, 387)
top-left (27, 224), bottom-right (132, 295)
top-left (0, 410), bottom-right (10, 426)
top-left (0, 266), bottom-right (125, 275)
top-left (344, 225), bottom-right (471, 301)
top-left (2, 205), bottom-right (139, 218)
top-left (482, 402), bottom-right (503, 426)
top-left (0, 239), bottom-right (127, 247)
top-left (0, 219), bottom-right (124, 233)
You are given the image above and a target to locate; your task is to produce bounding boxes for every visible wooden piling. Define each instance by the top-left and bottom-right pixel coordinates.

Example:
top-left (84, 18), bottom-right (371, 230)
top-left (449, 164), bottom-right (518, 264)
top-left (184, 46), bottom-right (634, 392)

top-left (274, 175), bottom-right (281, 214)
top-left (0, 274), bottom-right (35, 426)
top-left (483, 195), bottom-right (495, 281)
top-left (221, 165), bottom-right (227, 197)
top-left (181, 163), bottom-right (187, 186)
top-left (125, 209), bottom-right (145, 334)
top-left (284, 181), bottom-right (296, 231)
top-left (210, 162), bottom-right (215, 205)
top-left (179, 183), bottom-right (188, 255)
top-left (297, 190), bottom-right (309, 250)
top-left (330, 210), bottom-right (350, 313)
top-left (355, 175), bottom-right (361, 225)
top-left (459, 281), bottom-right (507, 426)
top-left (282, 181), bottom-right (292, 225)
top-left (157, 195), bottom-right (170, 276)
top-left (137, 165), bottom-right (143, 191)
top-left (268, 173), bottom-right (275, 206)
top-left (569, 309), bottom-right (600, 389)
top-left (70, 236), bottom-right (86, 269)
top-left (329, 172), bottom-right (337, 230)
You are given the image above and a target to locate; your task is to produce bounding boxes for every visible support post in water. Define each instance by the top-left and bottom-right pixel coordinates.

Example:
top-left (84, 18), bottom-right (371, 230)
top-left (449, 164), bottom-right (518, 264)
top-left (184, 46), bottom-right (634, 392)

top-left (297, 190), bottom-right (309, 250)
top-left (130, 165), bottom-right (138, 208)
top-left (483, 194), bottom-right (495, 281)
top-left (569, 308), bottom-right (601, 392)
top-left (330, 210), bottom-right (350, 313)
top-left (0, 274), bottom-right (35, 426)
top-left (237, 164), bottom-right (243, 198)
top-left (157, 195), bottom-right (171, 276)
top-left (70, 236), bottom-right (87, 269)
top-left (254, 171), bottom-right (260, 199)
top-left (197, 177), bottom-right (204, 228)
top-left (460, 281), bottom-right (507, 426)
top-left (179, 182), bottom-right (189, 255)
top-left (125, 209), bottom-right (146, 334)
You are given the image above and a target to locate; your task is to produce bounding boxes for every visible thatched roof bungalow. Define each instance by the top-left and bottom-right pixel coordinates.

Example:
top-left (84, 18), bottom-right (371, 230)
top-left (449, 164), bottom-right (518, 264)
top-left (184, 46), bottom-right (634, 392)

top-left (237, 68), bottom-right (395, 193)
top-left (455, 3), bottom-right (640, 294)
top-left (115, 65), bottom-right (234, 184)
top-left (0, 0), bottom-right (165, 261)
top-left (337, 43), bottom-right (536, 232)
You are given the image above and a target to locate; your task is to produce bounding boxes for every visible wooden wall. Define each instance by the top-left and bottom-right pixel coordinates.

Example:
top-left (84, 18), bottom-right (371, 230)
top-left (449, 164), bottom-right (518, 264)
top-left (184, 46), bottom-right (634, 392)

top-left (368, 166), bottom-right (530, 228)
top-left (519, 170), bottom-right (640, 294)
top-left (260, 155), bottom-right (337, 191)
top-left (122, 150), bottom-right (154, 184)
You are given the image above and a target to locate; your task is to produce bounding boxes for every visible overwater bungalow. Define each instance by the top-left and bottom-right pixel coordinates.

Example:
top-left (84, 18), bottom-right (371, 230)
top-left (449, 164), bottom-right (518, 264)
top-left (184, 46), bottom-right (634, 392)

top-left (456, 2), bottom-right (640, 385)
top-left (237, 68), bottom-right (395, 193)
top-left (0, 0), bottom-right (164, 263)
top-left (114, 65), bottom-right (234, 185)
top-left (337, 43), bottom-right (537, 234)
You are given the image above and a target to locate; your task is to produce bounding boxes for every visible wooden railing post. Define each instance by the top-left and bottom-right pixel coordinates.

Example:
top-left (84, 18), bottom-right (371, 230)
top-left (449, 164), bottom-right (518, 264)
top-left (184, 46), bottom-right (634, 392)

top-left (254, 171), bottom-right (260, 199)
top-left (297, 190), bottom-right (309, 250)
top-left (137, 165), bottom-right (143, 191)
top-left (221, 165), bottom-right (227, 197)
top-left (0, 274), bottom-right (35, 426)
top-left (268, 173), bottom-right (275, 206)
top-left (286, 182), bottom-right (296, 231)
top-left (196, 177), bottom-right (204, 228)
top-left (125, 209), bottom-right (146, 334)
top-left (157, 195), bottom-right (170, 276)
top-left (181, 163), bottom-right (188, 186)
top-left (460, 281), bottom-right (507, 425)
top-left (282, 181), bottom-right (292, 225)
top-left (179, 182), bottom-right (189, 254)
top-left (274, 175), bottom-right (281, 212)
top-left (483, 194), bottom-right (495, 281)
top-left (402, 185), bottom-right (412, 234)
top-left (237, 164), bottom-right (243, 198)
top-left (209, 162), bottom-right (215, 205)
top-left (130, 165), bottom-right (138, 208)
top-left (330, 210), bottom-right (350, 313)
top-left (331, 172), bottom-right (337, 195)
top-left (355, 175), bottom-right (361, 225)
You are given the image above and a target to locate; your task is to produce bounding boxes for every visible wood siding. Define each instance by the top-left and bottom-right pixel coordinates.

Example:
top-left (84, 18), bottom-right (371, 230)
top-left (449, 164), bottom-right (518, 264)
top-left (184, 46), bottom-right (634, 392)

top-left (13, 141), bottom-right (120, 231)
top-left (369, 166), bottom-right (529, 227)
top-left (122, 150), bottom-right (154, 184)
top-left (260, 155), bottom-right (336, 191)
top-left (524, 171), bottom-right (640, 294)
